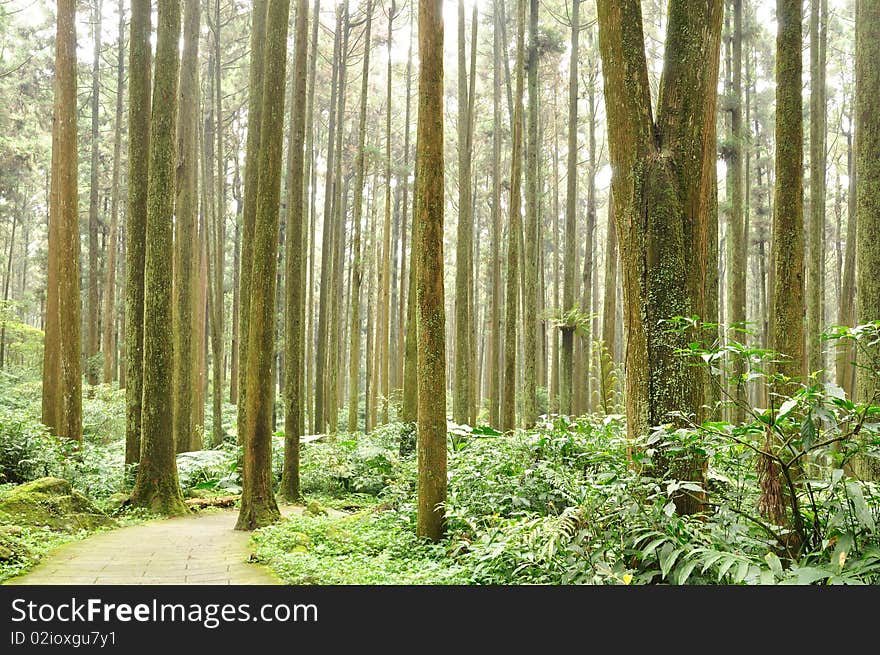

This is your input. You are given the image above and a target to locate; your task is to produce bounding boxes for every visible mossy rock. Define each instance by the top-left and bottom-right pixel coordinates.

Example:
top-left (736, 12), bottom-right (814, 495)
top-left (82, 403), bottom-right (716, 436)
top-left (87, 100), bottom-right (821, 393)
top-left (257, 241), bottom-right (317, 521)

top-left (304, 500), bottom-right (328, 517)
top-left (0, 477), bottom-right (114, 532)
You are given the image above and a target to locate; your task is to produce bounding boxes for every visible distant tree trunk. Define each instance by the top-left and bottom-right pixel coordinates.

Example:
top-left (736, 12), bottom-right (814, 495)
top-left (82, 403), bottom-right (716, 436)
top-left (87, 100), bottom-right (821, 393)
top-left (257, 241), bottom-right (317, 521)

top-left (402, 142), bottom-right (419, 429)
top-left (415, 0), bottom-right (446, 543)
top-left (86, 0), bottom-right (103, 387)
top-left (0, 208), bottom-right (17, 369)
top-left (124, 0), bottom-right (151, 463)
top-left (103, 1), bottom-right (125, 384)
top-left (281, 0), bottom-right (310, 500)
top-left (173, 0), bottom-right (199, 454)
top-left (348, 0), bottom-right (374, 434)
top-left (230, 153), bottom-right (242, 404)
top-left (131, 0), bottom-right (186, 513)
top-left (560, 0), bottom-right (579, 417)
top-left (771, 0), bottom-right (805, 381)
top-left (521, 0), bottom-right (538, 427)
top-left (598, 198), bottom-right (618, 413)
top-left (236, 0), bottom-right (290, 531)
top-left (856, 0), bottom-right (880, 404)
top-left (807, 0), bottom-right (827, 379)
top-left (237, 0), bottom-right (269, 444)
top-left (596, 0), bottom-right (723, 515)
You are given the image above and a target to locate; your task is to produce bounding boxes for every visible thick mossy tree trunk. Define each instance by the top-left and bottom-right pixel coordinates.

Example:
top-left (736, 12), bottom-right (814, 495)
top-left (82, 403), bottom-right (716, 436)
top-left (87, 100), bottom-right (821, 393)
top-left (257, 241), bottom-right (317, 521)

top-left (173, 0), bottom-right (199, 455)
top-left (235, 0), bottom-right (289, 531)
top-left (124, 0), bottom-right (151, 464)
top-left (415, 0), bottom-right (447, 542)
top-left (771, 0), bottom-right (805, 382)
top-left (501, 0), bottom-right (525, 433)
top-left (281, 0), bottom-right (310, 502)
top-left (596, 0), bottom-right (723, 514)
top-left (131, 0), bottom-right (186, 515)
top-left (856, 0), bottom-right (880, 406)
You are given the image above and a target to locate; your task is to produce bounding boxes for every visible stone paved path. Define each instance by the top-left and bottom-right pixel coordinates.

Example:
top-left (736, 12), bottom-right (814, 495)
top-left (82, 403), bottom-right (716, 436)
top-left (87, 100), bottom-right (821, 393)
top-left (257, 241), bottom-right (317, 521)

top-left (5, 508), bottom-right (299, 585)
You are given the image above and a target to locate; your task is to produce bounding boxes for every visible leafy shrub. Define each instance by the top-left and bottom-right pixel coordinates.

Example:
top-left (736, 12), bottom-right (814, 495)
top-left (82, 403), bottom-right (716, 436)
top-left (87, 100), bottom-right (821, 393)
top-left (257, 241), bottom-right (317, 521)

top-left (0, 409), bottom-right (67, 484)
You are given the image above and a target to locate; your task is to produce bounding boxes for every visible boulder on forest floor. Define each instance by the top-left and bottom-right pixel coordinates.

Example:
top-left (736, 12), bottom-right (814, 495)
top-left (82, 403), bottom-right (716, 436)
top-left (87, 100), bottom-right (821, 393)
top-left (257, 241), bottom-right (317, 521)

top-left (0, 477), bottom-right (115, 533)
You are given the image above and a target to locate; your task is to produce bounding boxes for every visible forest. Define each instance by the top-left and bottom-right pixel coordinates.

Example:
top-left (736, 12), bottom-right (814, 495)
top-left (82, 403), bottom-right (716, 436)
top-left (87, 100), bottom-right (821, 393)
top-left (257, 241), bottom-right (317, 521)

top-left (0, 0), bottom-right (878, 586)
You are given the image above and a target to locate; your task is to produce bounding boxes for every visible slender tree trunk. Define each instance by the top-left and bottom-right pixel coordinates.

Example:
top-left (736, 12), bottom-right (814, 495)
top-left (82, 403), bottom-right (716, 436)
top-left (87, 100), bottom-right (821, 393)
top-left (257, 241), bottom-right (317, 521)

top-left (236, 0), bottom-right (290, 531)
top-left (281, 0), bottom-right (310, 500)
top-left (837, 124), bottom-right (857, 397)
top-left (173, 0), bottom-right (199, 454)
top-left (453, 0), bottom-right (473, 425)
top-left (726, 0), bottom-right (746, 421)
top-left (415, 0), bottom-right (446, 543)
top-left (502, 0), bottom-right (524, 432)
top-left (103, 1), bottom-right (125, 384)
top-left (237, 0), bottom-right (269, 444)
top-left (86, 0), bottom-right (103, 387)
top-left (314, 6), bottom-right (342, 434)
top-left (348, 0), bottom-right (374, 433)
top-left (0, 208), bottom-right (17, 369)
top-left (211, 0), bottom-right (226, 446)
top-left (807, 0), bottom-right (827, 378)
top-left (560, 0), bottom-right (579, 416)
top-left (488, 0), bottom-right (503, 428)
top-left (521, 0), bottom-right (538, 427)
top-left (131, 0), bottom-right (186, 513)
top-left (230, 147), bottom-right (242, 404)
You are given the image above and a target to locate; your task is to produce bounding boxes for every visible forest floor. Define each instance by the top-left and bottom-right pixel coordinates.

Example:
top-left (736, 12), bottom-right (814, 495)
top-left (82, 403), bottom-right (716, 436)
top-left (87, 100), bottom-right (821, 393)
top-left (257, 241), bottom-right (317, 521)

top-left (4, 507), bottom-right (306, 585)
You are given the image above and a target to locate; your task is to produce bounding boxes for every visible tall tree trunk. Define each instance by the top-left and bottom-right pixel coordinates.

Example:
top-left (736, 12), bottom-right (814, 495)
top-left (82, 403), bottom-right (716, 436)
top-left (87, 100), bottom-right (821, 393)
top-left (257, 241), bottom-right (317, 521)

top-left (522, 0), bottom-right (538, 427)
top-left (281, 0), bottom-right (310, 500)
top-left (855, 0), bottom-right (880, 403)
top-left (303, 0), bottom-right (321, 432)
top-left (453, 0), bottom-right (473, 426)
top-left (230, 146), bottom-right (242, 404)
top-left (103, 1), bottom-right (125, 383)
top-left (131, 0), bottom-right (186, 513)
top-left (236, 0), bottom-right (290, 531)
top-left (45, 0), bottom-right (83, 442)
top-left (488, 0), bottom-right (503, 427)
top-left (599, 197), bottom-right (618, 413)
top-left (173, 0), bottom-right (199, 454)
top-left (807, 0), bottom-right (827, 378)
top-left (124, 0), bottom-right (151, 463)
top-left (348, 0), bottom-right (374, 433)
top-left (596, 0), bottom-right (723, 514)
top-left (837, 123), bottom-right (857, 397)
top-left (237, 0), bottom-right (269, 444)
top-left (314, 6), bottom-right (342, 434)
top-left (501, 0), bottom-right (525, 432)
top-left (415, 0), bottom-right (446, 543)
top-left (211, 0), bottom-right (226, 446)
top-left (0, 207), bottom-right (17, 369)
top-left (726, 0), bottom-right (746, 421)
top-left (771, 0), bottom-right (805, 381)
top-left (86, 0), bottom-right (103, 387)
top-left (560, 0), bottom-right (579, 416)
